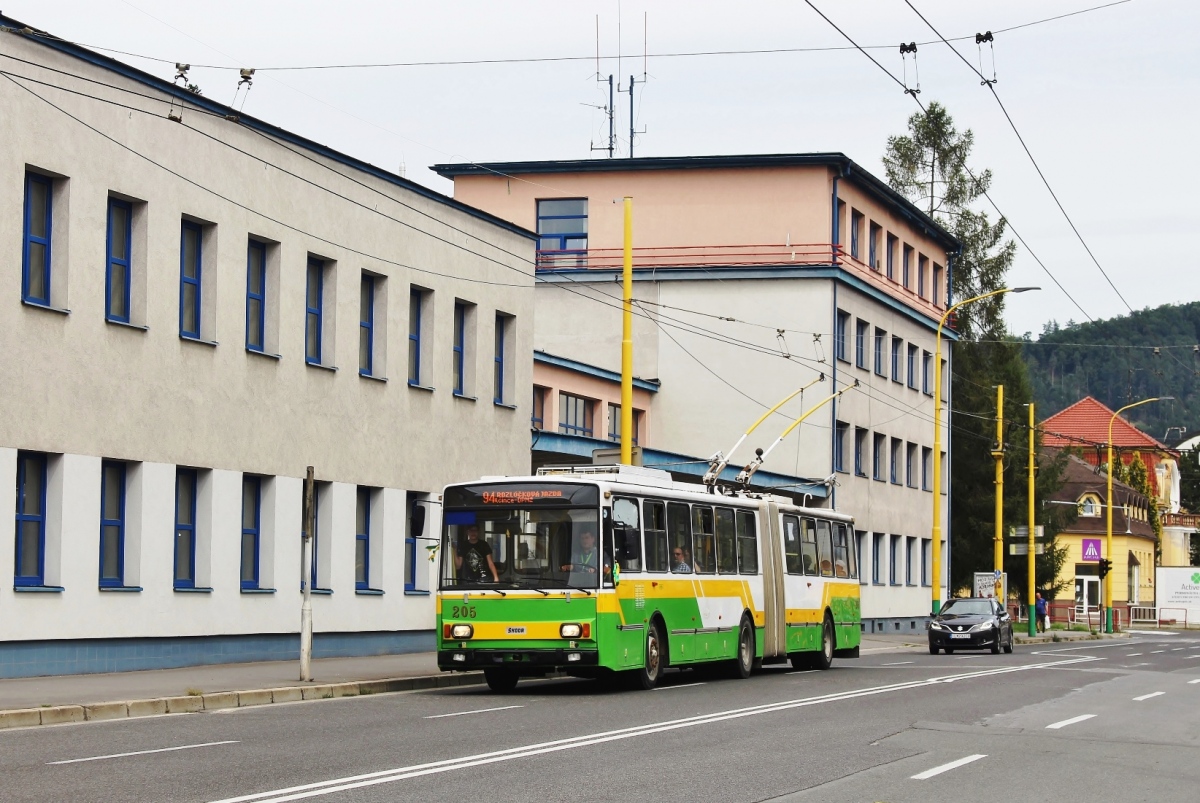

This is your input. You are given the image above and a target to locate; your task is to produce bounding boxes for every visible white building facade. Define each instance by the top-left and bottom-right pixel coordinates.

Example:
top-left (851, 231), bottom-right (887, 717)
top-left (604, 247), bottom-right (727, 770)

top-left (0, 17), bottom-right (535, 677)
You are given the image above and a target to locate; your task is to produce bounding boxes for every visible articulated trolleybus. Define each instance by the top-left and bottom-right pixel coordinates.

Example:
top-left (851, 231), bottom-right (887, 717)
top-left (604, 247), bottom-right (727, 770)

top-left (437, 465), bottom-right (861, 691)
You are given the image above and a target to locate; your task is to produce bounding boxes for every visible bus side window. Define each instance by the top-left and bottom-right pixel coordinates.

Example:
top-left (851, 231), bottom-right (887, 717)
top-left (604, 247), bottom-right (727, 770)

top-left (736, 510), bottom-right (758, 574)
top-left (667, 502), bottom-right (692, 573)
top-left (692, 505), bottom-right (716, 574)
top-left (816, 519), bottom-right (834, 578)
top-left (644, 501), bottom-right (668, 572)
top-left (800, 518), bottom-right (818, 576)
top-left (783, 515), bottom-right (801, 575)
top-left (611, 497), bottom-right (642, 572)
top-left (715, 507), bottom-right (736, 574)
top-left (833, 523), bottom-right (850, 578)
top-left (844, 524), bottom-right (858, 579)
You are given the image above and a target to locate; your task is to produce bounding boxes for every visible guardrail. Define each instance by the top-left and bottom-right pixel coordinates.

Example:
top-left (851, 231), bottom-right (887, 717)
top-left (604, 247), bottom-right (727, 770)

top-left (1156, 607), bottom-right (1192, 629)
top-left (1129, 606), bottom-right (1157, 625)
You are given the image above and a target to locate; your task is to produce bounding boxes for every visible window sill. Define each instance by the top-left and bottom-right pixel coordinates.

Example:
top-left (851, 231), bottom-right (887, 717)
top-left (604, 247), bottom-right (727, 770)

top-left (404, 589), bottom-right (431, 596)
top-left (174, 586), bottom-right (213, 593)
top-left (408, 382), bottom-right (435, 392)
top-left (13, 585), bottom-right (65, 593)
top-left (835, 468), bottom-right (848, 475)
top-left (311, 588), bottom-right (333, 595)
top-left (180, 334), bottom-right (218, 347)
top-left (494, 401), bottom-right (518, 410)
top-left (22, 299), bottom-right (70, 314)
top-left (99, 586), bottom-right (142, 592)
top-left (355, 588), bottom-right (384, 596)
top-left (241, 587), bottom-right (277, 594)
top-left (854, 472), bottom-right (867, 479)
top-left (107, 318), bottom-right (148, 332)
top-left (360, 372), bottom-right (388, 383)
top-left (453, 392), bottom-right (477, 402)
top-left (306, 361), bottom-right (338, 372)
top-left (247, 348), bottom-right (282, 360)
top-left (872, 581), bottom-right (885, 586)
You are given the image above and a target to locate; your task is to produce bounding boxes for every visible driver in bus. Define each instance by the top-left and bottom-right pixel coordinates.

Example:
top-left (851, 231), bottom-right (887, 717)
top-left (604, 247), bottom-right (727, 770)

top-left (561, 527), bottom-right (601, 575)
top-left (456, 525), bottom-right (499, 583)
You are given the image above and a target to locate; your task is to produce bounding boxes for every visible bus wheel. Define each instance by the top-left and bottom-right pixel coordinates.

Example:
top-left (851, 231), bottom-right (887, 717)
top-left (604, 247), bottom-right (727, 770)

top-left (634, 620), bottom-right (665, 690)
top-left (729, 617), bottom-right (754, 679)
top-left (484, 668), bottom-right (519, 693)
top-left (812, 615), bottom-right (835, 671)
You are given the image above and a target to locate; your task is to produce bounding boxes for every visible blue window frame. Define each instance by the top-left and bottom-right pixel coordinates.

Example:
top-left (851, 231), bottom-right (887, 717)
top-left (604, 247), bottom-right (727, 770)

top-left (922, 351), bottom-right (933, 395)
top-left (917, 255), bottom-right (927, 298)
top-left (174, 469), bottom-right (197, 589)
top-left (906, 537), bottom-right (917, 585)
top-left (886, 233), bottom-right (897, 280)
top-left (106, 199), bottom-right (133, 322)
top-left (408, 288), bottom-right (423, 385)
top-left (834, 310), bottom-right (849, 362)
top-left (890, 535), bottom-right (901, 585)
top-left (558, 393), bottom-right (593, 437)
top-left (99, 461), bottom-right (126, 588)
top-left (241, 476), bottom-right (261, 590)
top-left (246, 241), bottom-right (266, 352)
top-left (834, 420), bottom-right (848, 473)
top-left (903, 245), bottom-right (912, 289)
top-left (356, 487), bottom-right (371, 590)
top-left (873, 433), bottom-right (885, 481)
top-left (306, 258), bottom-right (324, 364)
top-left (922, 539), bottom-right (931, 585)
top-left (907, 344), bottom-right (918, 389)
top-left (607, 404), bottom-right (640, 445)
top-left (907, 443), bottom-right (918, 488)
top-left (874, 328), bottom-right (886, 377)
top-left (854, 427), bottom-right (867, 477)
top-left (23, 173), bottom-right (53, 306)
top-left (179, 221), bottom-right (202, 338)
top-left (536, 198), bottom-right (588, 266)
top-left (452, 302), bottom-right (466, 395)
top-left (494, 313), bottom-right (507, 404)
top-left (891, 337), bottom-right (902, 384)
top-left (868, 222), bottom-right (880, 269)
top-left (855, 319), bottom-right (868, 369)
top-left (532, 386), bottom-right (546, 430)
top-left (308, 488), bottom-right (321, 590)
top-left (891, 437), bottom-right (903, 485)
top-left (922, 447), bottom-right (932, 491)
top-left (15, 452), bottom-right (48, 587)
top-left (849, 209), bottom-right (862, 260)
top-left (359, 274), bottom-right (375, 376)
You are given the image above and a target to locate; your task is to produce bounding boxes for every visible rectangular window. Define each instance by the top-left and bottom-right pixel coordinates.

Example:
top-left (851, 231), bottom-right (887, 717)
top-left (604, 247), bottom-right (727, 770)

top-left (715, 507), bottom-right (737, 575)
top-left (907, 443), bottom-right (918, 488)
top-left (692, 505), bottom-right (716, 574)
top-left (668, 502), bottom-right (692, 575)
top-left (607, 404), bottom-right (641, 445)
top-left (834, 523), bottom-right (853, 578)
top-left (922, 351), bottom-right (933, 395)
top-left (816, 520), bottom-right (834, 578)
top-left (356, 486), bottom-right (371, 590)
top-left (890, 437), bottom-right (903, 484)
top-left (532, 386), bottom-right (547, 430)
top-left (835, 310), bottom-right (850, 362)
top-left (453, 302), bottom-right (467, 395)
top-left (903, 245), bottom-right (913, 288)
top-left (917, 255), bottom-right (928, 298)
top-left (874, 327), bottom-right (886, 377)
top-left (558, 393), bottom-right (594, 437)
top-left (179, 221), bottom-right (202, 338)
top-left (872, 433), bottom-right (885, 481)
top-left (14, 452), bottom-right (48, 587)
top-left (107, 199), bottom-right (133, 322)
top-left (22, 173), bottom-right (53, 306)
top-left (644, 500), bottom-right (668, 573)
top-left (885, 233), bottom-right (897, 281)
top-left (174, 469), bottom-right (197, 589)
top-left (907, 344), bottom-right (918, 389)
top-left (933, 263), bottom-right (943, 305)
top-left (306, 257), bottom-right (324, 364)
top-left (246, 241), bottom-right (267, 352)
top-left (736, 510), bottom-right (758, 574)
top-left (241, 476), bottom-right (261, 590)
top-left (99, 461), bottom-right (126, 588)
top-left (891, 337), bottom-right (902, 383)
top-left (906, 537), bottom-right (917, 585)
top-left (872, 533), bottom-right (883, 584)
top-left (494, 313), bottom-right (510, 404)
top-left (854, 427), bottom-right (867, 477)
top-left (857, 532), bottom-right (868, 585)
top-left (922, 539), bottom-right (931, 586)
top-left (834, 420), bottom-right (849, 473)
top-left (536, 198), bottom-right (588, 267)
top-left (849, 209), bottom-right (863, 260)
top-left (359, 275), bottom-right (375, 375)
top-left (408, 287), bottom-right (426, 385)
top-left (922, 447), bottom-right (932, 491)
top-left (868, 221), bottom-right (881, 269)
top-left (783, 515), bottom-right (802, 574)
top-left (890, 535), bottom-right (901, 585)
top-left (855, 319), bottom-right (868, 369)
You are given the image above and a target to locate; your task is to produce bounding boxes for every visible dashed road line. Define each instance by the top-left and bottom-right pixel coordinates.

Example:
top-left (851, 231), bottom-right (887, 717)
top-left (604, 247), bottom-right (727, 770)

top-left (1150, 650), bottom-right (1165, 654)
top-left (1126, 653), bottom-right (1143, 656)
top-left (1046, 714), bottom-right (1096, 730)
top-left (1133, 692), bottom-right (1164, 701)
top-left (883, 661), bottom-right (914, 666)
top-left (652, 682), bottom-right (707, 691)
top-left (423, 705), bottom-right (523, 719)
top-left (911, 754), bottom-right (987, 780)
top-left (47, 741), bottom-right (239, 765)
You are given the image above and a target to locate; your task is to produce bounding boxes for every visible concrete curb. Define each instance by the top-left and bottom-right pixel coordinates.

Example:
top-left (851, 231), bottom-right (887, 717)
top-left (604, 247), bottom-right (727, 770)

top-left (0, 671), bottom-right (486, 731)
top-left (1014, 631), bottom-right (1131, 644)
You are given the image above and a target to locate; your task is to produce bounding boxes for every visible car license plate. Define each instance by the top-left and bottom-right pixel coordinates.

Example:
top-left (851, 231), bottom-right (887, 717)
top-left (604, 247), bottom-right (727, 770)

top-left (949, 633), bottom-right (970, 639)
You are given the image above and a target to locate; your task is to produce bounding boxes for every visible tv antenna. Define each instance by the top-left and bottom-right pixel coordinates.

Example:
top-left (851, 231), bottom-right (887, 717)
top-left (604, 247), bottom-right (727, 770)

top-left (585, 11), bottom-right (648, 158)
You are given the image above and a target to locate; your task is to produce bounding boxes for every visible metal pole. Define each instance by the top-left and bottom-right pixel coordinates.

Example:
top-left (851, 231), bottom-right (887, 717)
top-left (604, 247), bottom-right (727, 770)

top-left (300, 466), bottom-right (314, 681)
top-left (1028, 403), bottom-right (1037, 637)
top-left (628, 75), bottom-right (636, 157)
top-left (993, 385), bottom-right (1004, 598)
top-left (620, 197), bottom-right (634, 465)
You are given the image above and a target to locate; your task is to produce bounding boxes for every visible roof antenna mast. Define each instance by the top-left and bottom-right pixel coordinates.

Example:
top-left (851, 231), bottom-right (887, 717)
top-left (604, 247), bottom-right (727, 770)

top-left (588, 15), bottom-right (615, 158)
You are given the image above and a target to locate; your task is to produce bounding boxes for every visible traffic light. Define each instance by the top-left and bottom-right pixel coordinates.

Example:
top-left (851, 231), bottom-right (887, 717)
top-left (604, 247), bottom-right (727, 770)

top-left (1098, 558), bottom-right (1113, 579)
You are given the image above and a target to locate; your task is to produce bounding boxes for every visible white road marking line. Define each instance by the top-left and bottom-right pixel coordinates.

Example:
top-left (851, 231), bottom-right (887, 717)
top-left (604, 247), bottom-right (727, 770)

top-left (786, 670), bottom-right (817, 675)
top-left (47, 741), bottom-right (239, 765)
top-left (1189, 679), bottom-right (1200, 684)
top-left (882, 661), bottom-right (914, 666)
top-left (1046, 714), bottom-right (1096, 730)
top-left (207, 657), bottom-right (1099, 803)
top-left (1172, 648), bottom-right (1184, 651)
top-left (1151, 650), bottom-right (1165, 654)
top-left (1126, 653), bottom-right (1143, 656)
top-left (910, 754), bottom-right (987, 780)
top-left (1133, 692), bottom-right (1164, 701)
top-left (652, 682), bottom-right (707, 691)
top-left (423, 705), bottom-right (523, 719)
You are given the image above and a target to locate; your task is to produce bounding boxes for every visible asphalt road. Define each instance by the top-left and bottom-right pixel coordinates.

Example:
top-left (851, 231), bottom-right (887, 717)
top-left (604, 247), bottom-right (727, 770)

top-left (2, 634), bottom-right (1198, 803)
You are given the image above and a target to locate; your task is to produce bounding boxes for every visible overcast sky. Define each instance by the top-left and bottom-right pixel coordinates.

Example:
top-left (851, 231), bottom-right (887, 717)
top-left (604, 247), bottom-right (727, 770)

top-left (11, 0), bottom-right (1195, 337)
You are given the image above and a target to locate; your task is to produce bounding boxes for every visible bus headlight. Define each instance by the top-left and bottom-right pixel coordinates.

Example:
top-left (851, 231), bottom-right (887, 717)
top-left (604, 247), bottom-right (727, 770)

top-left (560, 623), bottom-right (582, 638)
top-left (451, 624), bottom-right (474, 639)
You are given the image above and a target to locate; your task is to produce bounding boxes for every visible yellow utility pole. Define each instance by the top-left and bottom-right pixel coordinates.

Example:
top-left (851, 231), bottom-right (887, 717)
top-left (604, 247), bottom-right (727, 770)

top-left (992, 385), bottom-right (1004, 599)
top-left (1027, 403), bottom-right (1036, 637)
top-left (620, 196), bottom-right (634, 465)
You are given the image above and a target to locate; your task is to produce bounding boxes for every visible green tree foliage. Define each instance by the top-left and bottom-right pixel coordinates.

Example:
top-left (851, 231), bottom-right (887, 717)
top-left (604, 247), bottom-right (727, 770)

top-left (883, 102), bottom-right (1064, 594)
top-left (1022, 302), bottom-right (1200, 439)
top-left (1179, 449), bottom-right (1200, 513)
top-left (1126, 452), bottom-right (1162, 562)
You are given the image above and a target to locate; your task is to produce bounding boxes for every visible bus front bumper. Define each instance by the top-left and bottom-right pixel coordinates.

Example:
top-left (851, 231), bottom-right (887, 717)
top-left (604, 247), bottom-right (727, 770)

top-left (438, 648), bottom-right (600, 672)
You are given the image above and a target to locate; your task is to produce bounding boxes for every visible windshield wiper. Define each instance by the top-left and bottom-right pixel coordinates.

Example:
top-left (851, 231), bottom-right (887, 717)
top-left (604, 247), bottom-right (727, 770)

top-left (563, 584), bottom-right (594, 596)
top-left (513, 582), bottom-right (549, 596)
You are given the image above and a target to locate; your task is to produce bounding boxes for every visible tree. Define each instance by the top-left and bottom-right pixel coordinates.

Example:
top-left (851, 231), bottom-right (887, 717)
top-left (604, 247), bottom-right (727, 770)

top-left (1126, 452), bottom-right (1162, 563)
top-left (1177, 448), bottom-right (1200, 513)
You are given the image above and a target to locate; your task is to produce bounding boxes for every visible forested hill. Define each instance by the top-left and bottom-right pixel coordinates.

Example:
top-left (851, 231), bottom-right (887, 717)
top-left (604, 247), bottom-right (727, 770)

top-left (1021, 302), bottom-right (1200, 443)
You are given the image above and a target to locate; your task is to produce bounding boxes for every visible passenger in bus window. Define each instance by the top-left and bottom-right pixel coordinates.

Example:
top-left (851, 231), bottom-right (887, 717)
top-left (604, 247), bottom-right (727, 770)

top-left (456, 525), bottom-right (499, 582)
top-left (672, 546), bottom-right (694, 574)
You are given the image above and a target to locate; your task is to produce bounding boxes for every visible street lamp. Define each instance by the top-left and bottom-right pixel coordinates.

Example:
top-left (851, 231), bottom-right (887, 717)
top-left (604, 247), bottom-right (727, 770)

top-left (931, 286), bottom-right (1038, 614)
top-left (1105, 396), bottom-right (1172, 633)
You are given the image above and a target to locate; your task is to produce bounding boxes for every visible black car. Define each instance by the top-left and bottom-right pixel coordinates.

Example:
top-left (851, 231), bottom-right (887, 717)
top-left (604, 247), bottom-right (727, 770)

top-left (928, 597), bottom-right (1014, 655)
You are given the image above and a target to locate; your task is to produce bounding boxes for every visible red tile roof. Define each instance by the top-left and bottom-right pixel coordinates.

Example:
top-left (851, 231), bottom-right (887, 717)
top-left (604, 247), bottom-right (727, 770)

top-left (1041, 396), bottom-right (1168, 450)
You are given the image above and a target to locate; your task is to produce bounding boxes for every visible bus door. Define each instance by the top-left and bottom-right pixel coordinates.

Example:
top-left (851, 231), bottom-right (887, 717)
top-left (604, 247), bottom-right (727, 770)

top-left (760, 501), bottom-right (786, 660)
top-left (606, 497), bottom-right (645, 670)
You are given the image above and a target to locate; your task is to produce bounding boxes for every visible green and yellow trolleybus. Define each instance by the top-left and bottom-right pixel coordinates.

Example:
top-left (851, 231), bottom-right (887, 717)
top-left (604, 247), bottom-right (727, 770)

top-left (437, 465), bottom-right (860, 691)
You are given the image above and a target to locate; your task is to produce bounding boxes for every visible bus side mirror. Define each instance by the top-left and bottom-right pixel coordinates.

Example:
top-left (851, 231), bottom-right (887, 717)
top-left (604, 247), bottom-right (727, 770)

top-left (410, 504), bottom-right (426, 539)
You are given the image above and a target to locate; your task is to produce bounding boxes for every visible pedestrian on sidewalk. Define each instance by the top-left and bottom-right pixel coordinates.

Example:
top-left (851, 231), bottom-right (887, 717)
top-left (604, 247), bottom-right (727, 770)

top-left (1035, 592), bottom-right (1048, 633)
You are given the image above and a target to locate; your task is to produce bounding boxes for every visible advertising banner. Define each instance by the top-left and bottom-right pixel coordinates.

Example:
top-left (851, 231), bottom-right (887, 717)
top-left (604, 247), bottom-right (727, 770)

top-left (1155, 567), bottom-right (1200, 624)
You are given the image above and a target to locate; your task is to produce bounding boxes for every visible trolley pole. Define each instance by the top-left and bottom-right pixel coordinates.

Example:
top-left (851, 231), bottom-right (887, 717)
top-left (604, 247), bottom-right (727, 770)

top-left (300, 465), bottom-right (314, 681)
top-left (1027, 404), bottom-right (1037, 637)
top-left (992, 385), bottom-right (1004, 598)
top-left (620, 196), bottom-right (634, 465)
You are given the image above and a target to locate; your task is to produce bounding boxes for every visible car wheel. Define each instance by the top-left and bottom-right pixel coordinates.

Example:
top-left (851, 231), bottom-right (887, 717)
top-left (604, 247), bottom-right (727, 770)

top-left (944, 648), bottom-right (955, 655)
top-left (1003, 628), bottom-right (1014, 654)
top-left (929, 644), bottom-right (939, 655)
top-left (483, 668), bottom-right (519, 693)
top-left (990, 632), bottom-right (1002, 654)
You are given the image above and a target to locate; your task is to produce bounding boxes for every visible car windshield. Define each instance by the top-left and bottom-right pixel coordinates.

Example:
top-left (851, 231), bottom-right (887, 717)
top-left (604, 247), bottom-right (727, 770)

top-left (940, 599), bottom-right (994, 617)
top-left (440, 505), bottom-right (603, 590)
